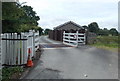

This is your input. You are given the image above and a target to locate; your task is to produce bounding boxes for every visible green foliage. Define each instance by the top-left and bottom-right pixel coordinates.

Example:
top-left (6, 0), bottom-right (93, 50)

top-left (86, 22), bottom-right (119, 36)
top-left (20, 5), bottom-right (40, 26)
top-left (37, 27), bottom-right (43, 35)
top-left (44, 28), bottom-right (52, 35)
top-left (2, 2), bottom-right (24, 33)
top-left (82, 25), bottom-right (88, 29)
top-left (2, 2), bottom-right (42, 33)
top-left (88, 22), bottom-right (100, 34)
top-left (2, 66), bottom-right (23, 80)
top-left (2, 2), bottom-right (24, 20)
top-left (98, 28), bottom-right (109, 36)
top-left (93, 36), bottom-right (119, 48)
top-left (109, 28), bottom-right (118, 36)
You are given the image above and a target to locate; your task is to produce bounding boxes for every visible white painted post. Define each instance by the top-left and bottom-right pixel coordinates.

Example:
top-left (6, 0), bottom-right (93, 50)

top-left (21, 33), bottom-right (24, 64)
top-left (33, 30), bottom-right (35, 58)
top-left (11, 33), bottom-right (13, 65)
top-left (24, 34), bottom-right (27, 64)
top-left (68, 32), bottom-right (70, 44)
top-left (76, 31), bottom-right (79, 46)
top-left (63, 31), bottom-right (65, 44)
top-left (6, 33), bottom-right (9, 65)
top-left (18, 34), bottom-right (21, 65)
top-left (1, 34), bottom-right (3, 65)
top-left (9, 33), bottom-right (11, 65)
top-left (14, 33), bottom-right (17, 65)
top-left (84, 33), bottom-right (86, 44)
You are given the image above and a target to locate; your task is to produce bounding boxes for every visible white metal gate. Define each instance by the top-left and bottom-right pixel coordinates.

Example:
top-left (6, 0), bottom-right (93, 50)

top-left (63, 31), bottom-right (86, 47)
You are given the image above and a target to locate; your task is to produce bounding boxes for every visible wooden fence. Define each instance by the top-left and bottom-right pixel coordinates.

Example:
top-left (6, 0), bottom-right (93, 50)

top-left (63, 31), bottom-right (86, 46)
top-left (49, 30), bottom-right (97, 45)
top-left (49, 30), bottom-right (64, 41)
top-left (1, 30), bottom-right (40, 66)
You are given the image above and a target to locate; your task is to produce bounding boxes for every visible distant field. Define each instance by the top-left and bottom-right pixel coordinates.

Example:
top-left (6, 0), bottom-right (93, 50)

top-left (91, 36), bottom-right (119, 52)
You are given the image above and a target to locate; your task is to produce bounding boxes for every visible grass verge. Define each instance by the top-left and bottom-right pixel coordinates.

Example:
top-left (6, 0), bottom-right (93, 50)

top-left (2, 66), bottom-right (24, 81)
top-left (90, 36), bottom-right (119, 52)
top-left (91, 44), bottom-right (118, 52)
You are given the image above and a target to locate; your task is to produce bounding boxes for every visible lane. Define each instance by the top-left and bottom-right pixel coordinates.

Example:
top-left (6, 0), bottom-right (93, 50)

top-left (39, 36), bottom-right (62, 44)
top-left (39, 36), bottom-right (73, 49)
top-left (24, 36), bottom-right (118, 79)
top-left (41, 47), bottom-right (118, 79)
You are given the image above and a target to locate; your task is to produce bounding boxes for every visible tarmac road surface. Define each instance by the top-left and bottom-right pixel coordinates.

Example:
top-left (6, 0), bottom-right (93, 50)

top-left (23, 36), bottom-right (118, 79)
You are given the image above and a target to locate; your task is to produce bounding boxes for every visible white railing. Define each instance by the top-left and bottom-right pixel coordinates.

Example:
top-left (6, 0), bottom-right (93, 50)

top-left (63, 31), bottom-right (86, 47)
top-left (1, 30), bottom-right (40, 66)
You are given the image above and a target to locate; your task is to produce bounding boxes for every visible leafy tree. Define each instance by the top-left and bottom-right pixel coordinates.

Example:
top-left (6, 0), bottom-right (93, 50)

top-left (88, 22), bottom-right (100, 34)
top-left (37, 27), bottom-right (43, 36)
top-left (98, 28), bottom-right (109, 36)
top-left (44, 29), bottom-right (52, 35)
top-left (109, 28), bottom-right (118, 36)
top-left (2, 2), bottom-right (41, 33)
top-left (20, 5), bottom-right (40, 26)
top-left (2, 2), bottom-right (24, 33)
top-left (2, 2), bottom-right (24, 20)
top-left (82, 25), bottom-right (88, 30)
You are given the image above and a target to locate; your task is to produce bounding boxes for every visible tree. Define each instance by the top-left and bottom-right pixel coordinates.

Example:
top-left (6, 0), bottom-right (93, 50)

top-left (109, 28), bottom-right (118, 36)
top-left (44, 29), bottom-right (52, 35)
top-left (37, 27), bottom-right (43, 36)
top-left (98, 28), bottom-right (109, 36)
top-left (2, 2), bottom-right (41, 33)
top-left (2, 2), bottom-right (24, 33)
top-left (82, 25), bottom-right (88, 30)
top-left (20, 5), bottom-right (40, 26)
top-left (88, 22), bottom-right (100, 34)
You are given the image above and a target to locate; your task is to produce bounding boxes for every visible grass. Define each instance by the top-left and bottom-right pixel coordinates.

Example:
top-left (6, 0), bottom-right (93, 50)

top-left (2, 66), bottom-right (24, 81)
top-left (92, 44), bottom-right (118, 52)
top-left (90, 36), bottom-right (119, 52)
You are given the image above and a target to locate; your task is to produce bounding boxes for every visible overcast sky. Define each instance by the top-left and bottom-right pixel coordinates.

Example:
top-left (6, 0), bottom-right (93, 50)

top-left (19, 0), bottom-right (119, 30)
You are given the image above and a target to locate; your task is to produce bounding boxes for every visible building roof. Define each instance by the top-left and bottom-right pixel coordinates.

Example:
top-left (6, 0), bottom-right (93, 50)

top-left (54, 21), bottom-right (84, 30)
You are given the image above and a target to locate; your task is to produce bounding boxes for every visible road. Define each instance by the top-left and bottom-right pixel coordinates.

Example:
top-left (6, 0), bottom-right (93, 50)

top-left (23, 36), bottom-right (118, 79)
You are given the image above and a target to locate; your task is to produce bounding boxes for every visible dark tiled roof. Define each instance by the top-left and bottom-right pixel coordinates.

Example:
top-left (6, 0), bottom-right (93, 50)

top-left (54, 21), bottom-right (84, 30)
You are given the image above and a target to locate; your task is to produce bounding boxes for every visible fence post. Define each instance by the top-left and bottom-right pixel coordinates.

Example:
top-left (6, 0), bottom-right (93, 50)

top-left (0, 34), bottom-right (2, 69)
top-left (63, 31), bottom-right (65, 44)
top-left (14, 33), bottom-right (17, 65)
top-left (33, 30), bottom-right (35, 59)
top-left (84, 31), bottom-right (86, 44)
top-left (68, 31), bottom-right (70, 44)
top-left (76, 31), bottom-right (78, 46)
